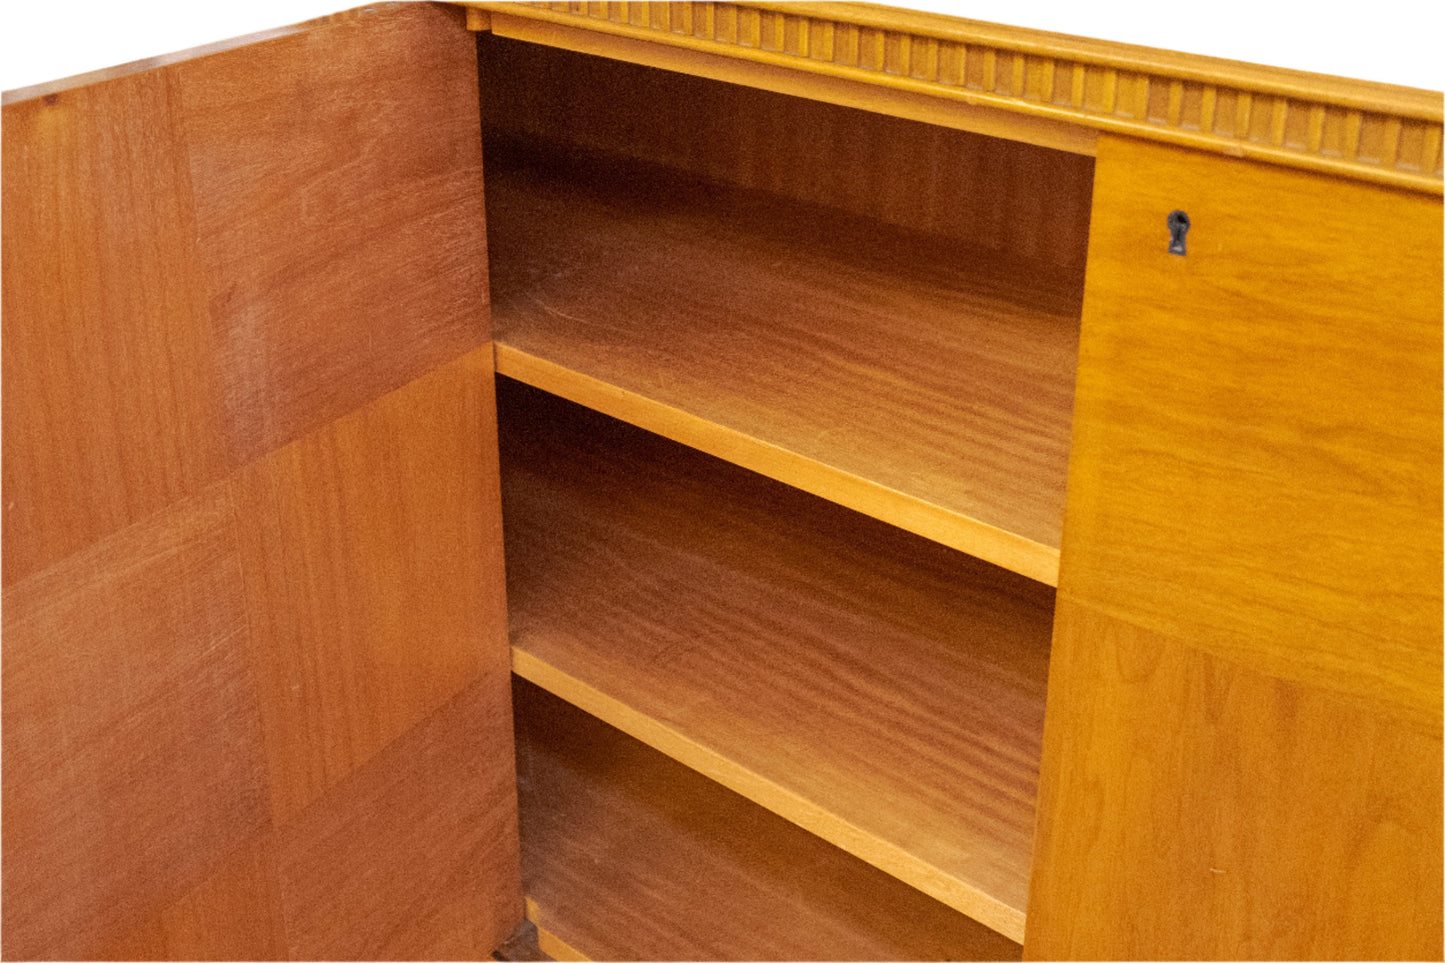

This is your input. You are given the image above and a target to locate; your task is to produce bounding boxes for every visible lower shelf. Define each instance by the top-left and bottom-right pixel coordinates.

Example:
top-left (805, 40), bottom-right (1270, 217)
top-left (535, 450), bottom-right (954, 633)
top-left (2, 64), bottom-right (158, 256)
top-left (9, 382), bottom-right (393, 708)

top-left (498, 380), bottom-right (1054, 941)
top-left (514, 680), bottom-right (1023, 961)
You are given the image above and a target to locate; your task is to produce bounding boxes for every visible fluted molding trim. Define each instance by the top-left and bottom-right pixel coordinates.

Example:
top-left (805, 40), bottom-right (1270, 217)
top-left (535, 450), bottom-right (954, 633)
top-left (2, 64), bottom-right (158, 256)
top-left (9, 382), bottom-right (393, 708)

top-left (466, 1), bottom-right (1443, 195)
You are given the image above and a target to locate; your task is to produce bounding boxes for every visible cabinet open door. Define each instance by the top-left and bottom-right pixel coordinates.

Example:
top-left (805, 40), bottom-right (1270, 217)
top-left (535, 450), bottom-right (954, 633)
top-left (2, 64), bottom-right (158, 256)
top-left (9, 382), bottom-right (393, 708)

top-left (1, 5), bottom-right (522, 958)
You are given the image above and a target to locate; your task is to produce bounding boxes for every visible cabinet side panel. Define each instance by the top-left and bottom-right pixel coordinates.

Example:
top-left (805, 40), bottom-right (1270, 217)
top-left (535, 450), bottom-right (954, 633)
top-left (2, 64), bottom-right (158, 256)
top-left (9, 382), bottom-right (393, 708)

top-left (275, 673), bottom-right (520, 961)
top-left (1027, 135), bottom-right (1443, 959)
top-left (101, 833), bottom-right (290, 961)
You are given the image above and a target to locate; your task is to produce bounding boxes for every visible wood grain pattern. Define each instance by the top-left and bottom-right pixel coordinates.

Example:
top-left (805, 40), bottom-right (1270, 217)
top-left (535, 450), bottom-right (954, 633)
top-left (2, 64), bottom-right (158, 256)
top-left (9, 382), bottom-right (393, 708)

top-left (1025, 137), bottom-right (1443, 960)
top-left (498, 382), bottom-right (1054, 940)
top-left (275, 676), bottom-right (522, 961)
top-left (235, 348), bottom-right (509, 824)
top-left (487, 146), bottom-right (1083, 584)
top-left (1, 489), bottom-right (270, 960)
top-left (178, 1), bottom-right (489, 465)
top-left (1027, 599), bottom-right (1443, 960)
top-left (152, 836), bottom-right (288, 962)
top-left (103, 835), bottom-right (289, 962)
top-left (1, 69), bottom-right (227, 586)
top-left (1060, 135), bottom-right (1442, 725)
top-left (514, 680), bottom-right (1024, 961)
top-left (479, 34), bottom-right (1097, 271)
top-left (3, 7), bottom-right (520, 958)
top-left (467, 0), bottom-right (1444, 193)
top-left (482, 13), bottom-right (1097, 158)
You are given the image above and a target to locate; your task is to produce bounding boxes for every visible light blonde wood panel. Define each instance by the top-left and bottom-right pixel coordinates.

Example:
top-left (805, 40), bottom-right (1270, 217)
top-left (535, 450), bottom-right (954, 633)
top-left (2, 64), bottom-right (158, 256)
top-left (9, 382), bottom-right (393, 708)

top-left (1026, 136), bottom-right (1443, 959)
top-left (275, 676), bottom-right (522, 960)
top-left (1, 488), bottom-right (271, 960)
top-left (488, 150), bottom-right (1082, 584)
top-left (176, 2), bottom-right (488, 466)
top-left (234, 348), bottom-right (509, 825)
top-left (514, 680), bottom-right (1024, 961)
top-left (1057, 135), bottom-right (1442, 725)
top-left (102, 834), bottom-right (289, 962)
top-left (467, 1), bottom-right (1444, 194)
top-left (498, 382), bottom-right (1054, 940)
top-left (478, 34), bottom-right (1096, 271)
top-left (1027, 598), bottom-right (1443, 960)
top-left (1, 69), bottom-right (227, 587)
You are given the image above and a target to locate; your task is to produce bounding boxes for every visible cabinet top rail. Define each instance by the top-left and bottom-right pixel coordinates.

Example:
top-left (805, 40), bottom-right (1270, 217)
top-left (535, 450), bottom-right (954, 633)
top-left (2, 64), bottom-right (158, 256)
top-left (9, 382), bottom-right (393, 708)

top-left (463, 0), bottom-right (1443, 194)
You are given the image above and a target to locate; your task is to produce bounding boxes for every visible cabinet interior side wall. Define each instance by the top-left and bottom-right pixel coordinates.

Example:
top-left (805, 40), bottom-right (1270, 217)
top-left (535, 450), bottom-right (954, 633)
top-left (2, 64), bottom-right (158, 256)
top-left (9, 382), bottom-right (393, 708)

top-left (477, 34), bottom-right (1094, 273)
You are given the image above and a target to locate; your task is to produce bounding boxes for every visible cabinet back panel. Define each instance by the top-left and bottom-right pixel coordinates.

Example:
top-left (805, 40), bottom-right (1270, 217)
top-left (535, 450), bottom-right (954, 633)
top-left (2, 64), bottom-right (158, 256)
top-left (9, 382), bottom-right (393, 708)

top-left (478, 34), bottom-right (1094, 272)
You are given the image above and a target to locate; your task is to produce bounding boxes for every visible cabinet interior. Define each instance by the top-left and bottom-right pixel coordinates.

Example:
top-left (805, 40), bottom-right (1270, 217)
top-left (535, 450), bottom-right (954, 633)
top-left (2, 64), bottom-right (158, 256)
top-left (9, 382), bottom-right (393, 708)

top-left (515, 679), bottom-right (1024, 962)
top-left (478, 33), bottom-right (1096, 957)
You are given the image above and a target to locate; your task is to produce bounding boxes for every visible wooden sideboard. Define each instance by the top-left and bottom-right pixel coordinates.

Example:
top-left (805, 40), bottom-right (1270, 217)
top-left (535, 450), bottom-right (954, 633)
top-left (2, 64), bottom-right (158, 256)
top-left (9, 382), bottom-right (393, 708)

top-left (3, 3), bottom-right (1440, 960)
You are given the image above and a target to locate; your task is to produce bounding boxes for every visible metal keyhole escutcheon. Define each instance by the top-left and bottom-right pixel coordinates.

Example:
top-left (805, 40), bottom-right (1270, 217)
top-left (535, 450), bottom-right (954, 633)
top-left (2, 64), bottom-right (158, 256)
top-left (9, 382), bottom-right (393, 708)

top-left (1167, 210), bottom-right (1191, 256)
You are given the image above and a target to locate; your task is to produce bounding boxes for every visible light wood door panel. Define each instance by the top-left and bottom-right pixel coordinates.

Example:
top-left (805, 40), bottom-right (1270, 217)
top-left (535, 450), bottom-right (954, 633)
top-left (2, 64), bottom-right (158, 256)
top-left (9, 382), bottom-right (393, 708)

top-left (1056, 135), bottom-right (1442, 724)
top-left (1, 6), bottom-right (520, 959)
top-left (1026, 135), bottom-right (1443, 960)
top-left (1030, 601), bottom-right (1442, 960)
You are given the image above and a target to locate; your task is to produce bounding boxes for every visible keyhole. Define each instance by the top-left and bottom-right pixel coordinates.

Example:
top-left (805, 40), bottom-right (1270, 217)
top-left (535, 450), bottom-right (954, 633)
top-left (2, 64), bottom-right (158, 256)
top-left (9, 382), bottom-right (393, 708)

top-left (1167, 210), bottom-right (1191, 256)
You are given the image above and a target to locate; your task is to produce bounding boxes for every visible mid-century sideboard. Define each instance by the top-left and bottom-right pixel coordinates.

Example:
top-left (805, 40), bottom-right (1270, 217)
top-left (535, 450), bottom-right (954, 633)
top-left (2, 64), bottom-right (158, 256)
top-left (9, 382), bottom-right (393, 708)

top-left (3, 3), bottom-right (1440, 960)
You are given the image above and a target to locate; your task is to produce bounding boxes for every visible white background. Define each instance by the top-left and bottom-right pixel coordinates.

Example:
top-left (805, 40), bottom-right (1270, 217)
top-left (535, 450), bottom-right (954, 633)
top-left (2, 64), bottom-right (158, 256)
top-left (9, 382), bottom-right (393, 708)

top-left (3, 0), bottom-right (1442, 95)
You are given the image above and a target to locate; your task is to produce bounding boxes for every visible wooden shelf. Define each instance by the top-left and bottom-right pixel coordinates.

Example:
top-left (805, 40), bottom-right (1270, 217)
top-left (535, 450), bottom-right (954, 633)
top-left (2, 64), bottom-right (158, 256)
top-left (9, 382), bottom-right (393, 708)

top-left (485, 141), bottom-right (1084, 585)
top-left (498, 381), bottom-right (1055, 941)
top-left (514, 680), bottom-right (1023, 962)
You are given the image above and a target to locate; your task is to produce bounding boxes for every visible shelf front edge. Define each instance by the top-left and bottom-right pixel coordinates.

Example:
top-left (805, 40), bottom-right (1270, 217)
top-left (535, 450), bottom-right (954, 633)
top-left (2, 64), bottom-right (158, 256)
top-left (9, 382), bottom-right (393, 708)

top-left (511, 648), bottom-right (1030, 944)
top-left (494, 343), bottom-right (1062, 587)
top-left (523, 898), bottom-right (590, 962)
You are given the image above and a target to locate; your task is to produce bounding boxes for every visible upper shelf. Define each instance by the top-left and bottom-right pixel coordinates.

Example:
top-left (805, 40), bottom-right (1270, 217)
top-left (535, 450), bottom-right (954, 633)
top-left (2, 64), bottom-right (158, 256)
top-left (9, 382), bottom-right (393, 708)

top-left (486, 143), bottom-right (1082, 585)
top-left (463, 1), bottom-right (1444, 195)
